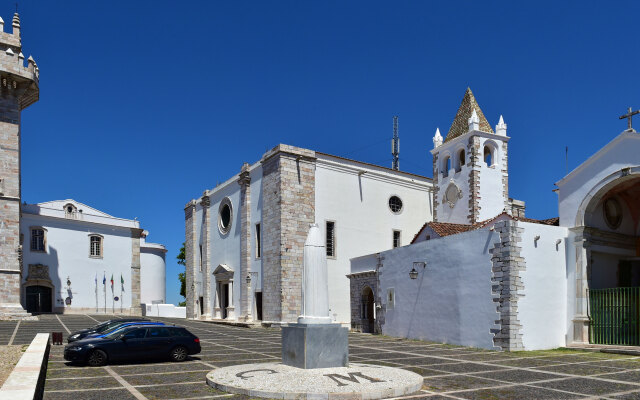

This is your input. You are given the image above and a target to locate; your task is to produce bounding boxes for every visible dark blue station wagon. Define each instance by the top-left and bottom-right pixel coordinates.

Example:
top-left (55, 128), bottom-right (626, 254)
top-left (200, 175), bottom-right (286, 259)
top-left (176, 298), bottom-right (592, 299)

top-left (64, 325), bottom-right (201, 366)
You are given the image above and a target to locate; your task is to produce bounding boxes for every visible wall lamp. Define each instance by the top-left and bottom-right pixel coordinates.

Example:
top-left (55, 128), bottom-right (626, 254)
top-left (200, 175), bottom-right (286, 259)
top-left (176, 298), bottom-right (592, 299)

top-left (409, 261), bottom-right (426, 280)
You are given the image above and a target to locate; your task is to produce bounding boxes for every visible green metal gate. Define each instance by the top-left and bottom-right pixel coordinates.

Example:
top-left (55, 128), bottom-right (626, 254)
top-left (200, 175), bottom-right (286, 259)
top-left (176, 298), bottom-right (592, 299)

top-left (589, 287), bottom-right (640, 346)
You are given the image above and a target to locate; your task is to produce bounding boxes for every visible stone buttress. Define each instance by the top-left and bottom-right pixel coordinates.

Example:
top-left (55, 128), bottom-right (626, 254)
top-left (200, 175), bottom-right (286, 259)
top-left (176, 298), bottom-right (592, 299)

top-left (261, 145), bottom-right (316, 323)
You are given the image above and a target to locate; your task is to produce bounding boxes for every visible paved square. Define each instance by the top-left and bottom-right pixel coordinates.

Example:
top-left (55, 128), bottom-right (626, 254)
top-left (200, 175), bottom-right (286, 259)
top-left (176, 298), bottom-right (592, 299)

top-left (1, 314), bottom-right (640, 399)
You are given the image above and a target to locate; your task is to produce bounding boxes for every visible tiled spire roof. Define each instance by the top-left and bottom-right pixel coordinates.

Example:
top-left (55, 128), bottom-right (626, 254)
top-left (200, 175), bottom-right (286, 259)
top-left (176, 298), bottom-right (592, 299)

top-left (445, 87), bottom-right (493, 142)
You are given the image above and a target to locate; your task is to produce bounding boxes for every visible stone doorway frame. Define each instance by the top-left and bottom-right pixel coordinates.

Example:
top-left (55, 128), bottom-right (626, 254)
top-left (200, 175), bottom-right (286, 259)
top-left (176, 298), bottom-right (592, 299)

top-left (213, 264), bottom-right (235, 320)
top-left (22, 264), bottom-right (55, 313)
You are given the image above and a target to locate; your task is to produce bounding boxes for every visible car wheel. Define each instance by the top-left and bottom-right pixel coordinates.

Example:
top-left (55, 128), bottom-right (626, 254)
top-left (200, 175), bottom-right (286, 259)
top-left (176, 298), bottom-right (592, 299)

top-left (170, 346), bottom-right (188, 362)
top-left (87, 349), bottom-right (108, 367)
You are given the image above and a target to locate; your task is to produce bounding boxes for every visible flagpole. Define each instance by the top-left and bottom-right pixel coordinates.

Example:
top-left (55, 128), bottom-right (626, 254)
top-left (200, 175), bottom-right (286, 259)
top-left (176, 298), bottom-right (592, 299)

top-left (120, 274), bottom-right (123, 315)
top-left (95, 273), bottom-right (98, 313)
top-left (111, 274), bottom-right (114, 314)
top-left (103, 271), bottom-right (106, 314)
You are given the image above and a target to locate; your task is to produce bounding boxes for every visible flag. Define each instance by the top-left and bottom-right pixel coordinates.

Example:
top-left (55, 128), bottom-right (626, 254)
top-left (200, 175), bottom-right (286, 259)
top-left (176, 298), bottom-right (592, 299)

top-left (102, 273), bottom-right (106, 286)
top-left (110, 274), bottom-right (114, 291)
top-left (120, 274), bottom-right (125, 291)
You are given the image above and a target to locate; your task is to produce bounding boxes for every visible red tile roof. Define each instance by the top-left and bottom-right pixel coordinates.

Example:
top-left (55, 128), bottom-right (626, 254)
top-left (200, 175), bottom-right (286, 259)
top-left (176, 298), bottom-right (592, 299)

top-left (411, 214), bottom-right (559, 244)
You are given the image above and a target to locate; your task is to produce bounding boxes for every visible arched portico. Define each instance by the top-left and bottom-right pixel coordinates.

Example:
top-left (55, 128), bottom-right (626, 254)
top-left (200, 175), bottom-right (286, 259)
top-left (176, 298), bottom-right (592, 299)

top-left (361, 286), bottom-right (375, 333)
top-left (572, 167), bottom-right (640, 345)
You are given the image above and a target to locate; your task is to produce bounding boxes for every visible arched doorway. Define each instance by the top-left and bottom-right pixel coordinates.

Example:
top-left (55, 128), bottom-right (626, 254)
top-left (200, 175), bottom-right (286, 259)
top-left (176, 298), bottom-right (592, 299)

top-left (26, 285), bottom-right (52, 313)
top-left (361, 286), bottom-right (375, 333)
top-left (578, 174), bottom-right (640, 345)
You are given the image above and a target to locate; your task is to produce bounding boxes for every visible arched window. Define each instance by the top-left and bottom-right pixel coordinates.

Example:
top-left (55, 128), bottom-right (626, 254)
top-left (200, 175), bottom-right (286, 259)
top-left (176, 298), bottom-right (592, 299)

top-left (456, 149), bottom-right (465, 172)
top-left (443, 156), bottom-right (451, 177)
top-left (89, 235), bottom-right (103, 258)
top-left (484, 146), bottom-right (492, 166)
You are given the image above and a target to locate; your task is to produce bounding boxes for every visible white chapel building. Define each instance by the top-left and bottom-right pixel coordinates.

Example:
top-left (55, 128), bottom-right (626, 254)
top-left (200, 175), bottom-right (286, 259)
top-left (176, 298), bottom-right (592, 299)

top-left (350, 89), bottom-right (640, 350)
top-left (20, 199), bottom-right (167, 314)
top-left (184, 145), bottom-right (433, 325)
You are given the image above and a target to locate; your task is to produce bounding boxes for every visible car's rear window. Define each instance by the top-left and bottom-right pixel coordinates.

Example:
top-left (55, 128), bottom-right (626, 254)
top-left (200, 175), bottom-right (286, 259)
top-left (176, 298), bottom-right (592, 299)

top-left (170, 328), bottom-right (192, 337)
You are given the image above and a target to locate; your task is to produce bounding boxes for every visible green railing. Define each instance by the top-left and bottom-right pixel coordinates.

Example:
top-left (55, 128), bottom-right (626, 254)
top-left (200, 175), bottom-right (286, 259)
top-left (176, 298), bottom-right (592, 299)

top-left (589, 287), bottom-right (640, 346)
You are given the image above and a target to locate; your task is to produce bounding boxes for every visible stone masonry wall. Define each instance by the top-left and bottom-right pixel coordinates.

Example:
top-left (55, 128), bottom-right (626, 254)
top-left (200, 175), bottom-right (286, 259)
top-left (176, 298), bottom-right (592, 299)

top-left (349, 272), bottom-right (377, 332)
top-left (130, 228), bottom-right (143, 315)
top-left (467, 136), bottom-right (481, 224)
top-left (184, 200), bottom-right (197, 319)
top-left (201, 195), bottom-right (211, 318)
top-left (490, 220), bottom-right (525, 351)
top-left (261, 145), bottom-right (316, 323)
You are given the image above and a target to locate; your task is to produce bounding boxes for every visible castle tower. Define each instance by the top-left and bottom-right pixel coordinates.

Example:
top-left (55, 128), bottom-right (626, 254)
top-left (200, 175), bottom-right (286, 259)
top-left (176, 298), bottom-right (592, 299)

top-left (430, 88), bottom-right (508, 224)
top-left (0, 13), bottom-right (40, 317)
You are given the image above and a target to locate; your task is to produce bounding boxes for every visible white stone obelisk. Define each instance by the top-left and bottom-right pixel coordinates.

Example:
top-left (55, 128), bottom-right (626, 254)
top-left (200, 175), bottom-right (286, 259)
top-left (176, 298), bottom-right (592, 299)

top-left (297, 224), bottom-right (331, 324)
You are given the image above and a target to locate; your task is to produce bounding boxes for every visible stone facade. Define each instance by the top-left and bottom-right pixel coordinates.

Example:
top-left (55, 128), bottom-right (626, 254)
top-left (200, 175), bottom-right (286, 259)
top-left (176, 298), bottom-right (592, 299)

top-left (490, 220), bottom-right (525, 351)
top-left (238, 164), bottom-right (252, 321)
top-left (184, 200), bottom-right (198, 319)
top-left (261, 145), bottom-right (316, 323)
top-left (0, 13), bottom-right (39, 317)
top-left (467, 136), bottom-right (481, 224)
top-left (129, 228), bottom-right (143, 315)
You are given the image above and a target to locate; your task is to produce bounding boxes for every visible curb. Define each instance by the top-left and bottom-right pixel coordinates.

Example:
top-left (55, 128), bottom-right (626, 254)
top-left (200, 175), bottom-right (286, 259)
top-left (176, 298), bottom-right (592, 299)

top-left (0, 332), bottom-right (51, 400)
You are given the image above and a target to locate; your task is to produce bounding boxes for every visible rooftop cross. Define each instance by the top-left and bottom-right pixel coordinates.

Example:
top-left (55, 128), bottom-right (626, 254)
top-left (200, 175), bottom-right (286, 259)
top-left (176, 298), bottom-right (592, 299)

top-left (619, 107), bottom-right (640, 132)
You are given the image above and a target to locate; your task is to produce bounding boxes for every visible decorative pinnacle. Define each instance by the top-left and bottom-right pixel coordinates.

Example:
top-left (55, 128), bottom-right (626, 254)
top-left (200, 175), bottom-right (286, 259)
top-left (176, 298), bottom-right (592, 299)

top-left (468, 108), bottom-right (479, 132)
top-left (495, 115), bottom-right (507, 136)
top-left (12, 12), bottom-right (19, 27)
top-left (433, 127), bottom-right (443, 148)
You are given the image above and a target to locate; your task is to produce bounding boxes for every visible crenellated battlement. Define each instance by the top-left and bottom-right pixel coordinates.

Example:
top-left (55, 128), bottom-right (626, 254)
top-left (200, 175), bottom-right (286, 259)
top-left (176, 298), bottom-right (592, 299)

top-left (0, 13), bottom-right (39, 110)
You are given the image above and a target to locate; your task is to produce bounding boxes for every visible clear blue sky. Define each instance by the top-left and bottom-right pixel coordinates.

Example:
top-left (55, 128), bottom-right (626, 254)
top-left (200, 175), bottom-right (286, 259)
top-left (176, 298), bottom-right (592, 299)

top-left (11, 1), bottom-right (640, 305)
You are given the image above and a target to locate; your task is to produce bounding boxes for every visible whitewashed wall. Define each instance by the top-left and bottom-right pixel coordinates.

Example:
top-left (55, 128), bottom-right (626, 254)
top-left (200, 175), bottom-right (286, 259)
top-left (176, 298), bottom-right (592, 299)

top-left (249, 165), bottom-right (263, 317)
top-left (21, 213), bottom-right (134, 312)
top-left (355, 228), bottom-right (500, 349)
top-left (140, 241), bottom-right (167, 304)
top-left (315, 154), bottom-right (432, 324)
top-left (517, 222), bottom-right (569, 350)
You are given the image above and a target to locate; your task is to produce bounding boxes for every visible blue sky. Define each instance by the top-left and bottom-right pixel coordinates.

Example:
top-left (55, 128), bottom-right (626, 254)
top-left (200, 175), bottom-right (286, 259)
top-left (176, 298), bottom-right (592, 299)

top-left (11, 1), bottom-right (640, 305)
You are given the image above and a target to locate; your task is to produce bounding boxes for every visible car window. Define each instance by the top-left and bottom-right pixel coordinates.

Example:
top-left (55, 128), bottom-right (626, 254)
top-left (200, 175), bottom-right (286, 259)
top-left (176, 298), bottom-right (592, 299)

top-left (147, 327), bottom-right (171, 338)
top-left (171, 328), bottom-right (191, 337)
top-left (123, 328), bottom-right (146, 339)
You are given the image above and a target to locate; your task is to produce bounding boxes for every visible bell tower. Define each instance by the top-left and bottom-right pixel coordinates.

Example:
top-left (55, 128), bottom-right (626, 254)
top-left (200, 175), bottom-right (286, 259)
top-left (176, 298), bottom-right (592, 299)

top-left (431, 88), bottom-right (509, 225)
top-left (0, 13), bottom-right (40, 317)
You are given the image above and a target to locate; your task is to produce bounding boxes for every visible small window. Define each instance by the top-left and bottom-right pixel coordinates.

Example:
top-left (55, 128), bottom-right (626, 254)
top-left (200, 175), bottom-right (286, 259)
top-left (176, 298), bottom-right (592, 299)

top-left (388, 196), bottom-right (403, 213)
top-left (387, 288), bottom-right (395, 309)
top-left (218, 198), bottom-right (233, 234)
top-left (199, 245), bottom-right (203, 271)
top-left (255, 223), bottom-right (261, 259)
top-left (89, 235), bottom-right (102, 258)
top-left (326, 221), bottom-right (336, 258)
top-left (393, 230), bottom-right (401, 248)
top-left (484, 146), bottom-right (492, 166)
top-left (457, 149), bottom-right (465, 172)
top-left (30, 228), bottom-right (45, 252)
top-left (443, 156), bottom-right (451, 177)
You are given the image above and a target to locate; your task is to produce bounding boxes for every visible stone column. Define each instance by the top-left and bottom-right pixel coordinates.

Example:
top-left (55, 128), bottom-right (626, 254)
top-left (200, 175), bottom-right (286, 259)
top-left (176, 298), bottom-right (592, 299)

top-left (238, 163), bottom-right (252, 321)
top-left (130, 228), bottom-right (143, 315)
top-left (184, 200), bottom-right (198, 319)
top-left (201, 194), bottom-right (212, 319)
top-left (467, 136), bottom-right (481, 224)
top-left (214, 281), bottom-right (221, 319)
top-left (227, 279), bottom-right (235, 319)
top-left (571, 227), bottom-right (591, 344)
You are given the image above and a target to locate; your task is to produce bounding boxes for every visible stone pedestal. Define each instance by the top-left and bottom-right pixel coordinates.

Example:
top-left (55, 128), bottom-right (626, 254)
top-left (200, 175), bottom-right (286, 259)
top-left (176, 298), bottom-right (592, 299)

top-left (282, 323), bottom-right (348, 369)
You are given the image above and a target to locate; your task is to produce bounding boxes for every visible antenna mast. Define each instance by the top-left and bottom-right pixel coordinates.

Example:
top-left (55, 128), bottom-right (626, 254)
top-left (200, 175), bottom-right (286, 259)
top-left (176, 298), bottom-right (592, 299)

top-left (391, 116), bottom-right (399, 170)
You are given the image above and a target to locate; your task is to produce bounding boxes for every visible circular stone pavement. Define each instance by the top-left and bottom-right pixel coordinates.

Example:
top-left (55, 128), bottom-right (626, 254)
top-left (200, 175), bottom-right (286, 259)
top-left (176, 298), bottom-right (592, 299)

top-left (206, 362), bottom-right (423, 399)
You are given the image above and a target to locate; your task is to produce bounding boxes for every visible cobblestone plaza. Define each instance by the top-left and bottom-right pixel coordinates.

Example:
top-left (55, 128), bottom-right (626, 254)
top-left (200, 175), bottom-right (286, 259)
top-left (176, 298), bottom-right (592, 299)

top-left (1, 315), bottom-right (640, 399)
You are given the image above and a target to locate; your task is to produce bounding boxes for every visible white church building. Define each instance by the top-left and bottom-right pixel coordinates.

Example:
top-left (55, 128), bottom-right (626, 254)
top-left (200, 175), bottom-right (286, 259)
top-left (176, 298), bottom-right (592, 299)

top-left (20, 199), bottom-right (167, 314)
top-left (184, 145), bottom-right (433, 325)
top-left (349, 89), bottom-right (640, 350)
